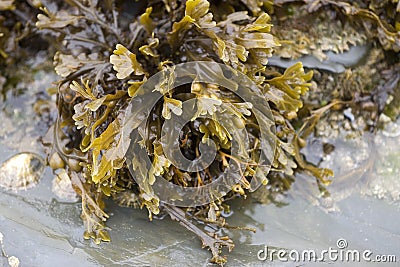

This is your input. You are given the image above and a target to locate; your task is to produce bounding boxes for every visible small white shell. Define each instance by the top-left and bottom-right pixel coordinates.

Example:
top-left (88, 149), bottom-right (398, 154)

top-left (0, 153), bottom-right (44, 191)
top-left (8, 256), bottom-right (20, 267)
top-left (52, 169), bottom-right (79, 201)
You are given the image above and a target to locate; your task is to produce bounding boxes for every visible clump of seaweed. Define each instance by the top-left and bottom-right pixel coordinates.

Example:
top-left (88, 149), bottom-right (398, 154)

top-left (1, 0), bottom-right (399, 265)
top-left (273, 0), bottom-right (400, 56)
top-left (0, 0), bottom-right (46, 65)
top-left (34, 0), bottom-right (326, 263)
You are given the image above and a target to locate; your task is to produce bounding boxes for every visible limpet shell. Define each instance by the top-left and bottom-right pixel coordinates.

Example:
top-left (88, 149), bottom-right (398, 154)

top-left (0, 152), bottom-right (44, 191)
